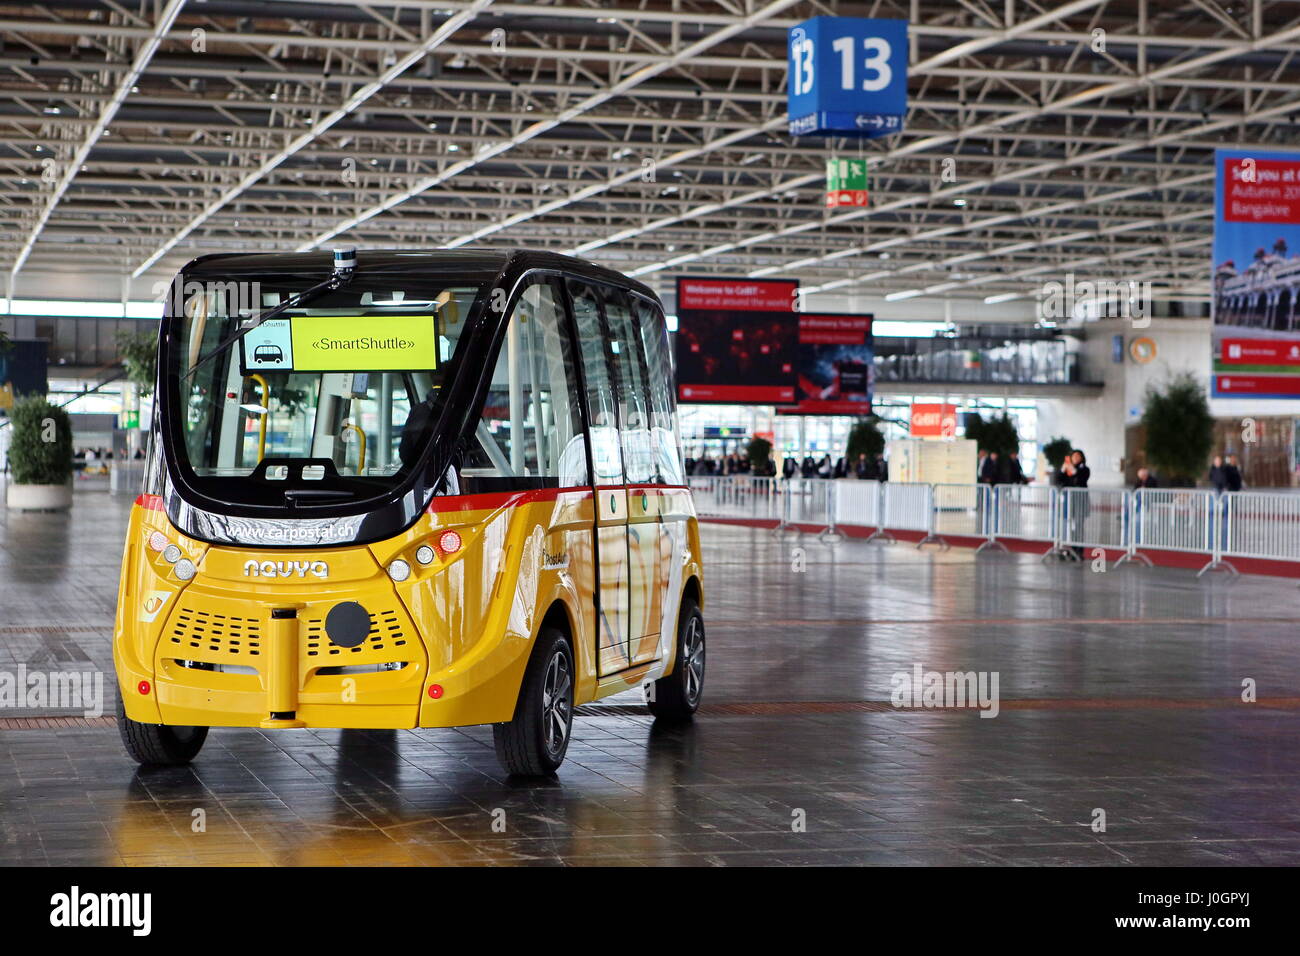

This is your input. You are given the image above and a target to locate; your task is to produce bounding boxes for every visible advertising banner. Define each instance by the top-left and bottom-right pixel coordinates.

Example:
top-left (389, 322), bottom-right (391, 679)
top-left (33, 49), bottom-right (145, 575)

top-left (675, 277), bottom-right (799, 404)
top-left (910, 402), bottom-right (957, 438)
top-left (779, 312), bottom-right (874, 415)
top-left (1212, 148), bottom-right (1300, 398)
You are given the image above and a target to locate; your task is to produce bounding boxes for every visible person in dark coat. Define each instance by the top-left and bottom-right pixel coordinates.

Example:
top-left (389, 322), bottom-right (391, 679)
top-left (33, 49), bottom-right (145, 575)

top-left (1224, 454), bottom-right (1243, 492)
top-left (876, 455), bottom-right (888, 482)
top-left (1059, 450), bottom-right (1090, 557)
top-left (782, 456), bottom-right (797, 479)
top-left (1133, 466), bottom-right (1158, 490)
top-left (1208, 455), bottom-right (1227, 493)
top-left (979, 451), bottom-right (1000, 484)
top-left (1002, 452), bottom-right (1028, 485)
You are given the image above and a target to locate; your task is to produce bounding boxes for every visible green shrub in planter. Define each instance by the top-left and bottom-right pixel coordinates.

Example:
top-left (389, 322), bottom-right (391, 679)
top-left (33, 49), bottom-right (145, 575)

top-left (7, 395), bottom-right (73, 485)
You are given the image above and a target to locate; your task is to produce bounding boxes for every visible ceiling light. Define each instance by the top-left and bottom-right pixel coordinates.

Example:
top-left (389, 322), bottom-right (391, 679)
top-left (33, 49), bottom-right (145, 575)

top-left (953, 198), bottom-right (967, 206)
top-left (446, 143), bottom-right (460, 151)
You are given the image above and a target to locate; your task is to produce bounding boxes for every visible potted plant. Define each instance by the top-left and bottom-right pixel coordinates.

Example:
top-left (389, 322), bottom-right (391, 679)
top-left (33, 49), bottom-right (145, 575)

top-left (846, 417), bottom-right (886, 462)
top-left (5, 395), bottom-right (74, 510)
top-left (746, 435), bottom-right (773, 476)
top-left (1141, 373), bottom-right (1213, 487)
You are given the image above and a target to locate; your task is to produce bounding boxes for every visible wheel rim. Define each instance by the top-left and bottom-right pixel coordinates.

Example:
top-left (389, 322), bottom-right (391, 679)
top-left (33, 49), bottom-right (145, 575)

top-left (541, 649), bottom-right (572, 757)
top-left (683, 616), bottom-right (705, 706)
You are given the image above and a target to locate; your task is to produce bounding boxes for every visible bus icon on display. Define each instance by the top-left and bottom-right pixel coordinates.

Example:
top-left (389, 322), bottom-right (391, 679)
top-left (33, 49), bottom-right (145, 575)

top-left (252, 343), bottom-right (284, 364)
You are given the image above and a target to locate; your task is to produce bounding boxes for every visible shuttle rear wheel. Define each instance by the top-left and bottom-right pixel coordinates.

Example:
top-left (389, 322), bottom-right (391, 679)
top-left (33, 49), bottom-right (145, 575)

top-left (646, 599), bottom-right (705, 722)
top-left (493, 628), bottom-right (574, 776)
top-left (117, 697), bottom-right (208, 765)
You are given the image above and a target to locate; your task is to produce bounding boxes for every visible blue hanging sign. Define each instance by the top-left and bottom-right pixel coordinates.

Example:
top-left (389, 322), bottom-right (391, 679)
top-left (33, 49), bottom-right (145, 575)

top-left (788, 17), bottom-right (908, 138)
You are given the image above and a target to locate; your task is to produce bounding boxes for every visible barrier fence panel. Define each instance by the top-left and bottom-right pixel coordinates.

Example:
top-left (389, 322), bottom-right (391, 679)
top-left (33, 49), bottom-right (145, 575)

top-left (1132, 488), bottom-right (1215, 554)
top-left (882, 482), bottom-right (942, 546)
top-left (687, 476), bottom-right (781, 521)
top-left (1223, 493), bottom-right (1300, 562)
top-left (932, 483), bottom-right (986, 537)
top-left (993, 484), bottom-right (1056, 546)
top-left (1058, 488), bottom-right (1130, 552)
top-left (784, 477), bottom-right (832, 528)
top-left (834, 480), bottom-right (883, 530)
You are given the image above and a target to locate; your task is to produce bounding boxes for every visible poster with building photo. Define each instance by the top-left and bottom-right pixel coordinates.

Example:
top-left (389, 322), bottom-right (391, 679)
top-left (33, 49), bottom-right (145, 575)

top-left (1213, 147), bottom-right (1300, 398)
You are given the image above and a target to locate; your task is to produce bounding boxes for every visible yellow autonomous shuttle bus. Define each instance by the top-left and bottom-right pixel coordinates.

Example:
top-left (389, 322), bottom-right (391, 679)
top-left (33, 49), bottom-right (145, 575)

top-left (114, 249), bottom-right (705, 776)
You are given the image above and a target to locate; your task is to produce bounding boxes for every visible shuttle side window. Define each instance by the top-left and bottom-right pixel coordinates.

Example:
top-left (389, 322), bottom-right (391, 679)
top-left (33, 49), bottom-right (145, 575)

top-left (599, 288), bottom-right (655, 485)
top-left (632, 295), bottom-right (683, 486)
top-left (569, 281), bottom-right (623, 488)
top-left (464, 278), bottom-right (588, 487)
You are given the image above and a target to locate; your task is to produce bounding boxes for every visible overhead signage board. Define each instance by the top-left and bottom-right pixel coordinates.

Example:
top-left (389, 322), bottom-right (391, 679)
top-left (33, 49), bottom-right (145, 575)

top-left (777, 312), bottom-right (874, 416)
top-left (240, 315), bottom-right (439, 374)
top-left (788, 17), bottom-right (908, 139)
top-left (1212, 148), bottom-right (1300, 398)
top-left (675, 277), bottom-right (799, 405)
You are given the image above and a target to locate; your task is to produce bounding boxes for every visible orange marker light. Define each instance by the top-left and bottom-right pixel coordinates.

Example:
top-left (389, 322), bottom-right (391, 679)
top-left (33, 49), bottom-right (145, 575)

top-left (138, 680), bottom-right (151, 695)
top-left (427, 684), bottom-right (444, 699)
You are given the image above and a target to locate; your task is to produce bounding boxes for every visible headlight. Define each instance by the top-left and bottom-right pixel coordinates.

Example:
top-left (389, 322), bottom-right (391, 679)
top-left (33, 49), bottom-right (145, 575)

top-left (173, 558), bottom-right (197, 581)
top-left (387, 559), bottom-right (411, 582)
top-left (162, 544), bottom-right (182, 564)
top-left (415, 545), bottom-right (435, 565)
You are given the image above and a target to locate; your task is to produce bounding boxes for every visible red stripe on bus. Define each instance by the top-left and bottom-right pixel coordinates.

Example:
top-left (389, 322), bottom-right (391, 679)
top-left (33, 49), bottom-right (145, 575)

top-left (427, 486), bottom-right (591, 513)
top-left (427, 483), bottom-right (688, 514)
top-left (135, 494), bottom-right (164, 511)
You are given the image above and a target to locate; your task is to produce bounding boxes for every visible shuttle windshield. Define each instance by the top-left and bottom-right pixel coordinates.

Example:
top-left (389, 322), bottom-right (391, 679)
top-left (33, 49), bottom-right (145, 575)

top-left (163, 266), bottom-right (494, 513)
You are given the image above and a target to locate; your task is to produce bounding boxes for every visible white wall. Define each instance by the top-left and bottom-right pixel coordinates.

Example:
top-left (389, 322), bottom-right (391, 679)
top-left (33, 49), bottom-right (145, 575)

top-left (1037, 317), bottom-right (1249, 487)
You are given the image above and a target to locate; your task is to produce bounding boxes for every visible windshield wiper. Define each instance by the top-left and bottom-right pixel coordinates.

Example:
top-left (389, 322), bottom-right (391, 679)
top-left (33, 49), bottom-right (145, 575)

top-left (185, 246), bottom-right (358, 380)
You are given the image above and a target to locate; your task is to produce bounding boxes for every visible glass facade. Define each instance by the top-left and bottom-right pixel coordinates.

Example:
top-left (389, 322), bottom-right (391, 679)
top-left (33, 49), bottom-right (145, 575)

top-left (680, 396), bottom-right (1041, 478)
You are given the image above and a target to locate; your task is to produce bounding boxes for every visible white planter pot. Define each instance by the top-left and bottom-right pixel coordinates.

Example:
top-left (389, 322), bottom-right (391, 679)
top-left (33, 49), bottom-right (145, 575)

top-left (6, 480), bottom-right (74, 511)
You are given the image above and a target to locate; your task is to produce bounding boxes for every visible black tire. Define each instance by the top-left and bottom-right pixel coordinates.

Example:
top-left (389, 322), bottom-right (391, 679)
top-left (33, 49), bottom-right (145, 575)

top-left (116, 695), bottom-right (208, 766)
top-left (646, 599), bottom-right (705, 722)
top-left (493, 628), bottom-right (575, 776)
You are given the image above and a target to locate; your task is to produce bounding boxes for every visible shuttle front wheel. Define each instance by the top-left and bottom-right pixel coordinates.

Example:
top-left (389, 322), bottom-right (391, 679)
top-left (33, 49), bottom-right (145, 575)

top-left (117, 697), bottom-right (209, 765)
top-left (646, 599), bottom-right (705, 722)
top-left (493, 628), bottom-right (575, 777)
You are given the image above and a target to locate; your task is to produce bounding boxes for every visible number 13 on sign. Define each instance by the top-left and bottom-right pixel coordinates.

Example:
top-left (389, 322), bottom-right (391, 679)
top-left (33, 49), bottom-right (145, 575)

top-left (787, 17), bottom-right (908, 139)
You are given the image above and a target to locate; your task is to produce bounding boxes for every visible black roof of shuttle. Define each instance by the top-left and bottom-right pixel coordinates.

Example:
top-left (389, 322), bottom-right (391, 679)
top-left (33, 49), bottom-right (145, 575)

top-left (180, 248), bottom-right (661, 305)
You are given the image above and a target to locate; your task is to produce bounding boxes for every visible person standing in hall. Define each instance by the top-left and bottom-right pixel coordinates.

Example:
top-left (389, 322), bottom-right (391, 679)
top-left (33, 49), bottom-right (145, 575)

top-left (1224, 454), bottom-right (1244, 492)
top-left (1208, 454), bottom-right (1227, 493)
top-left (979, 450), bottom-right (1001, 484)
top-left (1061, 449), bottom-right (1090, 558)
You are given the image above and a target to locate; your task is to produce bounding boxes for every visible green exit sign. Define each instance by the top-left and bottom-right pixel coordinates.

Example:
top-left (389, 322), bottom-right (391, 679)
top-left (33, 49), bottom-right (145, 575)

top-left (826, 157), bottom-right (869, 208)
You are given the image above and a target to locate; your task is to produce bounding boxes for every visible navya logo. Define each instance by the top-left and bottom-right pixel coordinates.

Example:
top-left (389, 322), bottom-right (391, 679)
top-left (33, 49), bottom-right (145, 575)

top-left (243, 559), bottom-right (328, 579)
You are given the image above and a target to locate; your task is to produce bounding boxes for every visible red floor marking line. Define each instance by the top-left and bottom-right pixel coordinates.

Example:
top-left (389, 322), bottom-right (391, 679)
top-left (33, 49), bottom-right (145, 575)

top-left (0, 716), bottom-right (116, 729)
top-left (0, 625), bottom-right (111, 635)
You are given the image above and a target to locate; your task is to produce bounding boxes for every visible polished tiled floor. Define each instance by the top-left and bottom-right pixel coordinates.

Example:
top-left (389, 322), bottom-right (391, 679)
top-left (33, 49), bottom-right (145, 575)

top-left (2, 482), bottom-right (1299, 865)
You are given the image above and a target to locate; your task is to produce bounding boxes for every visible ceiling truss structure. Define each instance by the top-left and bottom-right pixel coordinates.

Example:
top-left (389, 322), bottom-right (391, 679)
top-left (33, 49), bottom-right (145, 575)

top-left (2, 0), bottom-right (1299, 306)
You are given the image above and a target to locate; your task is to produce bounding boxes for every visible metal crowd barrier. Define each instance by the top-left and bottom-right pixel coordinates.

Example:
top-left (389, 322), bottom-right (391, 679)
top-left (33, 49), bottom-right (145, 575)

top-left (1222, 493), bottom-right (1300, 566)
top-left (690, 475), bottom-right (1300, 573)
top-left (992, 483), bottom-right (1056, 553)
top-left (1057, 487), bottom-right (1130, 562)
